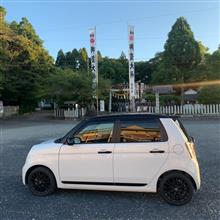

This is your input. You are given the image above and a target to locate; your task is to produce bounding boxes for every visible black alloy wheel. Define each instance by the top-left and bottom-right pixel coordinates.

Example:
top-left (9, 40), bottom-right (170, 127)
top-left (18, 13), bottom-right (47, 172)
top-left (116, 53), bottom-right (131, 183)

top-left (159, 172), bottom-right (194, 205)
top-left (27, 167), bottom-right (56, 196)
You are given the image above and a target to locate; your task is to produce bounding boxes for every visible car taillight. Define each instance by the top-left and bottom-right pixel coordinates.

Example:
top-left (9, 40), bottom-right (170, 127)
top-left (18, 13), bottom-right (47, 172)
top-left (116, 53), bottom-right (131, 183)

top-left (185, 142), bottom-right (196, 158)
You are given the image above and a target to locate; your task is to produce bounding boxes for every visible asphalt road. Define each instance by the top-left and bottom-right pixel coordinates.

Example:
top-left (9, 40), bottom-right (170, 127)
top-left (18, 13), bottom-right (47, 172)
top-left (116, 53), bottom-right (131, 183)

top-left (0, 115), bottom-right (220, 220)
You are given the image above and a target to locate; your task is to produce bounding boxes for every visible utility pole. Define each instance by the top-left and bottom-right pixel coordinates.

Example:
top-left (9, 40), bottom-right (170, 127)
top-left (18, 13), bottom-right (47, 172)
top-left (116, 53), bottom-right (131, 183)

top-left (181, 73), bottom-right (184, 108)
top-left (96, 38), bottom-right (99, 115)
top-left (155, 91), bottom-right (160, 114)
top-left (109, 89), bottom-right (112, 113)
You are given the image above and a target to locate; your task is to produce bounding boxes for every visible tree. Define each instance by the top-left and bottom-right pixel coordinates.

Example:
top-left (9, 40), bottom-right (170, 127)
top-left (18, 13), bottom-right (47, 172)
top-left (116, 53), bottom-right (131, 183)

top-left (71, 49), bottom-right (80, 70)
top-left (198, 86), bottom-right (220, 104)
top-left (0, 7), bottom-right (54, 112)
top-left (0, 6), bottom-right (9, 95)
top-left (98, 76), bottom-right (112, 100)
top-left (56, 48), bottom-right (89, 71)
top-left (56, 48), bottom-right (80, 70)
top-left (99, 58), bottom-right (128, 84)
top-left (198, 41), bottom-right (209, 63)
top-left (164, 17), bottom-right (201, 73)
top-left (152, 17), bottom-right (202, 104)
top-left (206, 47), bottom-right (220, 80)
top-left (148, 52), bottom-right (166, 84)
top-left (151, 59), bottom-right (181, 84)
top-left (0, 6), bottom-right (6, 24)
top-left (135, 61), bottom-right (153, 84)
top-left (188, 46), bottom-right (220, 82)
top-left (118, 51), bottom-right (128, 76)
top-left (99, 59), bottom-right (116, 81)
top-left (45, 68), bottom-right (93, 105)
top-left (119, 51), bottom-right (126, 60)
top-left (17, 17), bottom-right (43, 46)
top-left (97, 50), bottom-right (103, 62)
top-left (78, 47), bottom-right (88, 71)
top-left (55, 49), bottom-right (65, 67)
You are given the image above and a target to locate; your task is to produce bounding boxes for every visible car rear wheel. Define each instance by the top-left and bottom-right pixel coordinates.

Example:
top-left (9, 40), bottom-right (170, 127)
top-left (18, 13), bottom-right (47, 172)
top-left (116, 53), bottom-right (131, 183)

top-left (27, 167), bottom-right (56, 196)
top-left (159, 172), bottom-right (194, 205)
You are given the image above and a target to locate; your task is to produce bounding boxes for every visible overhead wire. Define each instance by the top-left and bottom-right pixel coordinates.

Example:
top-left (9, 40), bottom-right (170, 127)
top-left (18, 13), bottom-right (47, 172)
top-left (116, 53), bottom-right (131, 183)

top-left (31, 7), bottom-right (218, 31)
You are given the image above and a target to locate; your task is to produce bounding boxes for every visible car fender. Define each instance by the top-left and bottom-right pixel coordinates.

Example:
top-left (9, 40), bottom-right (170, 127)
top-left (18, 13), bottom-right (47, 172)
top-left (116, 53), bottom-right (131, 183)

top-left (22, 155), bottom-right (60, 186)
top-left (147, 161), bottom-right (200, 192)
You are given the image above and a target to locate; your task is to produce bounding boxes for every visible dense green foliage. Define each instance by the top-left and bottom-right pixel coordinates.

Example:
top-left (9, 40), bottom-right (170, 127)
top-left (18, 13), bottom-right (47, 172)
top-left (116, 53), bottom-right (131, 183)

top-left (55, 48), bottom-right (88, 71)
top-left (144, 94), bottom-right (181, 105)
top-left (45, 68), bottom-right (92, 105)
top-left (1, 6), bottom-right (219, 111)
top-left (0, 7), bottom-right (54, 112)
top-left (0, 7), bottom-right (95, 111)
top-left (152, 17), bottom-right (202, 84)
top-left (198, 86), bottom-right (220, 104)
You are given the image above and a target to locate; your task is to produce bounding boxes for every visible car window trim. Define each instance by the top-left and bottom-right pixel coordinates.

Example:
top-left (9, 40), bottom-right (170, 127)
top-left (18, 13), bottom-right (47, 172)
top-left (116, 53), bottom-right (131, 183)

top-left (112, 120), bottom-right (121, 143)
top-left (60, 119), bottom-right (88, 144)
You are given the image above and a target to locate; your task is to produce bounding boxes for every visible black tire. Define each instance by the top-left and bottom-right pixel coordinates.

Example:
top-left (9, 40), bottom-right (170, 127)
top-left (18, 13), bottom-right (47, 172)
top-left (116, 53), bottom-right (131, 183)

top-left (27, 167), bottom-right (57, 196)
top-left (159, 172), bottom-right (194, 206)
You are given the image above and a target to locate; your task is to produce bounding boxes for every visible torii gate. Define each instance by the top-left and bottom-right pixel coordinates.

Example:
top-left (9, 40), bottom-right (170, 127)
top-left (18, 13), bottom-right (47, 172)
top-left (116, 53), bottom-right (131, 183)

top-left (108, 85), bottom-right (174, 113)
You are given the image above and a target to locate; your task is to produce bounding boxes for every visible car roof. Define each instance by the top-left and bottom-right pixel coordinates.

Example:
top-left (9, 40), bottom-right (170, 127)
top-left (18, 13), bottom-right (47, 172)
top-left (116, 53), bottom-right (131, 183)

top-left (86, 113), bottom-right (178, 122)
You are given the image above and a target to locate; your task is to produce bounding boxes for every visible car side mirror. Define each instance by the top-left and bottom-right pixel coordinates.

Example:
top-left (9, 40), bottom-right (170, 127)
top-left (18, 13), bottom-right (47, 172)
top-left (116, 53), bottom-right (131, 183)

top-left (66, 137), bottom-right (81, 145)
top-left (73, 137), bottom-right (81, 144)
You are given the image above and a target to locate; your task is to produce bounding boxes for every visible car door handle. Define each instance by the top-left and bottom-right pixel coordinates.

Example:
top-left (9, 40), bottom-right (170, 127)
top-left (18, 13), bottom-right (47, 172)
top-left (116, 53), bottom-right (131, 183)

top-left (150, 150), bottom-right (165, 153)
top-left (98, 150), bottom-right (112, 154)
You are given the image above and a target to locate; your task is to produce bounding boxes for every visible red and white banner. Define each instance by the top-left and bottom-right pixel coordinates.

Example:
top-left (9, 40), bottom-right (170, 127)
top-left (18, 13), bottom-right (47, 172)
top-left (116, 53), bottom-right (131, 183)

top-left (89, 27), bottom-right (98, 97)
top-left (128, 26), bottom-right (135, 107)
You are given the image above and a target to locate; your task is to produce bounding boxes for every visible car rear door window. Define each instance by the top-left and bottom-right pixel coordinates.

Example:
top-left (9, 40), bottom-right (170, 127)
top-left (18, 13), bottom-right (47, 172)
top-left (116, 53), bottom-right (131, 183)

top-left (120, 120), bottom-right (162, 142)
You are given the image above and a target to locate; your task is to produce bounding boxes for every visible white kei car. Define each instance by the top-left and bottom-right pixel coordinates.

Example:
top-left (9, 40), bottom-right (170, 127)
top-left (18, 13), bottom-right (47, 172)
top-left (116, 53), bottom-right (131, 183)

top-left (22, 114), bottom-right (200, 205)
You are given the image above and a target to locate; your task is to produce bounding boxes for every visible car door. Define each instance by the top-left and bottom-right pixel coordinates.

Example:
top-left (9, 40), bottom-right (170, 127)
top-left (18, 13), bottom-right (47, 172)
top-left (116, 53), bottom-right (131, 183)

top-left (114, 118), bottom-right (169, 184)
top-left (59, 121), bottom-right (115, 183)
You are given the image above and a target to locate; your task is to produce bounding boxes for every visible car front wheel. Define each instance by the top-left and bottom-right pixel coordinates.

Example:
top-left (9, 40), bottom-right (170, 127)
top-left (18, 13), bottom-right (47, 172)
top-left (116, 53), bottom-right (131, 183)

top-left (27, 167), bottom-right (56, 196)
top-left (159, 172), bottom-right (194, 205)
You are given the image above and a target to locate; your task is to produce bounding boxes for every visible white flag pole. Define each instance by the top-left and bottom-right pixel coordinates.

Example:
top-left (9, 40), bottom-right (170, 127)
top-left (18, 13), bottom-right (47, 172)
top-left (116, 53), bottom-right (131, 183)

top-left (89, 27), bottom-right (98, 115)
top-left (128, 25), bottom-right (136, 112)
top-left (95, 27), bottom-right (99, 115)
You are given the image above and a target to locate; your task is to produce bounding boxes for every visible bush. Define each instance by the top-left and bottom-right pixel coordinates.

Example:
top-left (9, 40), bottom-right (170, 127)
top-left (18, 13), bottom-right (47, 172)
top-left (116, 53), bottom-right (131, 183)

top-left (144, 94), bottom-right (181, 106)
top-left (143, 94), bottom-right (155, 102)
top-left (160, 95), bottom-right (181, 106)
top-left (198, 86), bottom-right (220, 104)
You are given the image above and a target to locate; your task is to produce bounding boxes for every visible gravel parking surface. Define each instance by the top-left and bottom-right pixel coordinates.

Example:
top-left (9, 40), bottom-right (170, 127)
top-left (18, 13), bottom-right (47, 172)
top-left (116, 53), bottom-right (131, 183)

top-left (0, 115), bottom-right (220, 220)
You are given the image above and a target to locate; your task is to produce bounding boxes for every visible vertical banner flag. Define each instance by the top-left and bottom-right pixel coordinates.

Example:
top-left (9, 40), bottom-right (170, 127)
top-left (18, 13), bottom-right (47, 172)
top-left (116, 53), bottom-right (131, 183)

top-left (128, 25), bottom-right (135, 110)
top-left (89, 27), bottom-right (98, 98)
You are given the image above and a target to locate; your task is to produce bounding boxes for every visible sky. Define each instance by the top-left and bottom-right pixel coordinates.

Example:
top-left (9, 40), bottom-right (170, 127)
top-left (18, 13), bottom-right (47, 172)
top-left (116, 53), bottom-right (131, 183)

top-left (1, 0), bottom-right (220, 61)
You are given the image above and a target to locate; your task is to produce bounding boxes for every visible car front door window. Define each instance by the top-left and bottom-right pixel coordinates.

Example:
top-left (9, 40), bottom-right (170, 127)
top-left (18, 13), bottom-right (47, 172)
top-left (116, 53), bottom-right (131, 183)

top-left (75, 122), bottom-right (114, 144)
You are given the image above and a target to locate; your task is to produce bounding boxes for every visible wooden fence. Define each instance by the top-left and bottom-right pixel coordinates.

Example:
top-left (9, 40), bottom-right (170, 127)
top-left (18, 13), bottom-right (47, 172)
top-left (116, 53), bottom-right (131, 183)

top-left (55, 104), bottom-right (220, 117)
top-left (54, 108), bottom-right (86, 119)
top-left (137, 104), bottom-right (220, 115)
